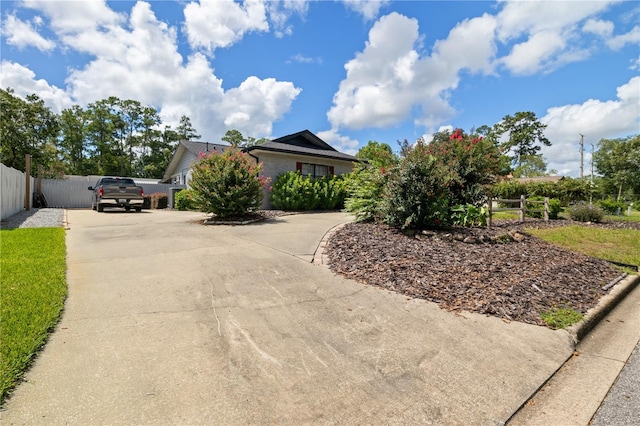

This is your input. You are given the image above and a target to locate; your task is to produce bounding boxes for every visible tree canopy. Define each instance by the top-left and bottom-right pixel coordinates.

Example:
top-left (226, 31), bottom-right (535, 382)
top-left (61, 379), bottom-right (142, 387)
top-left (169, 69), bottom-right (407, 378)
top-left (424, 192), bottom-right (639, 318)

top-left (493, 111), bottom-right (551, 170)
top-left (593, 134), bottom-right (640, 200)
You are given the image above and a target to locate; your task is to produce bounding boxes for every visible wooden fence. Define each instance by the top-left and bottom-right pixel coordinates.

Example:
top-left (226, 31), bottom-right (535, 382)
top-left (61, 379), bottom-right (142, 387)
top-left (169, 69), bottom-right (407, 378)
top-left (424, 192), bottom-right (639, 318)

top-left (487, 195), bottom-right (550, 226)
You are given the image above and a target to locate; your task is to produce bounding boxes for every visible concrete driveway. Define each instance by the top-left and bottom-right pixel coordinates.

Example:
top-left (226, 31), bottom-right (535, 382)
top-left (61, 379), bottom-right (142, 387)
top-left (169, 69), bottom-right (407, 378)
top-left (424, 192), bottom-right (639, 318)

top-left (2, 210), bottom-right (574, 425)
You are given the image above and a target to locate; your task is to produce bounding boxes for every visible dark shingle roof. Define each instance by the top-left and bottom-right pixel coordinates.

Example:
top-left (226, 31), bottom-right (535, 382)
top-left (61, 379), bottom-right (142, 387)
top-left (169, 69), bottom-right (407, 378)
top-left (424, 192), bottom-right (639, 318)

top-left (181, 141), bottom-right (231, 156)
top-left (245, 141), bottom-right (357, 162)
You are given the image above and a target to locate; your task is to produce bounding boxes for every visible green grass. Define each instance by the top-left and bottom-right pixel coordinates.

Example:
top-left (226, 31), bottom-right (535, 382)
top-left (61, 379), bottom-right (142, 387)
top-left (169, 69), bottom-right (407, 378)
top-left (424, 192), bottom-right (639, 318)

top-left (605, 209), bottom-right (640, 223)
top-left (527, 226), bottom-right (640, 268)
top-left (540, 307), bottom-right (584, 329)
top-left (1, 228), bottom-right (67, 404)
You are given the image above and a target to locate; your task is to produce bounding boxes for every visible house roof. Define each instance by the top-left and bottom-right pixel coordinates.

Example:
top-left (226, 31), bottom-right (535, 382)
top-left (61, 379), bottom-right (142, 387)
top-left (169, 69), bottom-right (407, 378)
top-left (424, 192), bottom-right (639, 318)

top-left (161, 130), bottom-right (358, 182)
top-left (162, 141), bottom-right (231, 182)
top-left (245, 129), bottom-right (357, 162)
top-left (515, 176), bottom-right (564, 183)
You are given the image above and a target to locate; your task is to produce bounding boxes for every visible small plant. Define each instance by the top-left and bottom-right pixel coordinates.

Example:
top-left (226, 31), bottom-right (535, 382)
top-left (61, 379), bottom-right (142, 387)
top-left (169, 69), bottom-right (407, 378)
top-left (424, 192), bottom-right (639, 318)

top-left (450, 204), bottom-right (487, 227)
top-left (568, 202), bottom-right (605, 223)
top-left (174, 189), bottom-right (198, 211)
top-left (597, 198), bottom-right (626, 215)
top-left (540, 306), bottom-right (584, 329)
top-left (525, 197), bottom-right (562, 220)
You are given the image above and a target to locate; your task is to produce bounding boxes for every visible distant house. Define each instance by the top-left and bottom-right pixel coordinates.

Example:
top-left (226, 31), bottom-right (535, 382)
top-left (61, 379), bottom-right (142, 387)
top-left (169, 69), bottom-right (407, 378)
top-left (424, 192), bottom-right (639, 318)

top-left (162, 130), bottom-right (358, 208)
top-left (515, 176), bottom-right (564, 184)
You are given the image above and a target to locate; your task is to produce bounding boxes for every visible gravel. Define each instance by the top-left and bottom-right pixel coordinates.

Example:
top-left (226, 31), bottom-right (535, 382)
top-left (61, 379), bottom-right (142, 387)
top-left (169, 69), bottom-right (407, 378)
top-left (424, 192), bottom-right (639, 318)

top-left (0, 208), bottom-right (66, 229)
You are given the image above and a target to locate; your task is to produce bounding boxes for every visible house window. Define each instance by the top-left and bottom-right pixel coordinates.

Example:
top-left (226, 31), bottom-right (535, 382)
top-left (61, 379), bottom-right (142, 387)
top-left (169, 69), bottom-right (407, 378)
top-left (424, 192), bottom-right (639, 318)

top-left (297, 162), bottom-right (334, 178)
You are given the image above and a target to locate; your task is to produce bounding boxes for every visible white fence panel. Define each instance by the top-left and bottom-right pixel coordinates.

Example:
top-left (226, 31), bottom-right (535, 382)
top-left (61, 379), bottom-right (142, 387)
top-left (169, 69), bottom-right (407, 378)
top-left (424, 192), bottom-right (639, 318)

top-left (40, 176), bottom-right (185, 208)
top-left (1, 163), bottom-right (35, 220)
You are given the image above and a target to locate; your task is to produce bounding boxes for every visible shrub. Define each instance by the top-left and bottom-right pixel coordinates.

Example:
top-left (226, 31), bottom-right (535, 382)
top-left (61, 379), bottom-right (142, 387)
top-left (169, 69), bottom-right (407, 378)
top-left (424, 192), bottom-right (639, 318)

top-left (450, 204), bottom-right (487, 227)
top-left (568, 202), bottom-right (605, 223)
top-left (315, 175), bottom-right (348, 210)
top-left (271, 171), bottom-right (318, 211)
top-left (525, 196), bottom-right (562, 220)
top-left (382, 141), bottom-right (451, 230)
top-left (190, 150), bottom-right (267, 218)
top-left (424, 129), bottom-right (503, 206)
top-left (150, 192), bottom-right (168, 209)
top-left (597, 198), bottom-right (626, 215)
top-left (174, 189), bottom-right (198, 211)
top-left (344, 165), bottom-right (388, 222)
top-left (271, 172), bottom-right (347, 211)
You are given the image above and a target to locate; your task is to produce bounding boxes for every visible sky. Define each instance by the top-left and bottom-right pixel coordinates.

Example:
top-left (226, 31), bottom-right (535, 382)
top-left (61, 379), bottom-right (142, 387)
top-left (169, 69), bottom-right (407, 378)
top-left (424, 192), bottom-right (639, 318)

top-left (1, 0), bottom-right (639, 177)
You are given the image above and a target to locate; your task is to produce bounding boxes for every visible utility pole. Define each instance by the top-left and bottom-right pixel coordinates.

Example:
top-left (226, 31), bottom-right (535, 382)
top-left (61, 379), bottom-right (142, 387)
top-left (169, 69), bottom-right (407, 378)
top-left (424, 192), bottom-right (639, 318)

top-left (579, 133), bottom-right (584, 180)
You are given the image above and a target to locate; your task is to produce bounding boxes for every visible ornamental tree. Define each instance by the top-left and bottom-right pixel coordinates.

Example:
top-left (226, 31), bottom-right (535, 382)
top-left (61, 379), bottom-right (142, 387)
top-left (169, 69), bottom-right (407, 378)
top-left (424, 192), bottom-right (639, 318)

top-left (190, 150), bottom-right (268, 218)
top-left (424, 128), bottom-right (505, 206)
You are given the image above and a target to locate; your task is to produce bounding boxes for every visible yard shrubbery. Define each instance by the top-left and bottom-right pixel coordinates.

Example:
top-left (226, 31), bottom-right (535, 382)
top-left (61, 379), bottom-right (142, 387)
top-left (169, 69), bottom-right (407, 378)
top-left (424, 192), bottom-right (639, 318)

top-left (345, 128), bottom-right (504, 230)
top-left (270, 171), bottom-right (347, 211)
top-left (190, 150), bottom-right (268, 218)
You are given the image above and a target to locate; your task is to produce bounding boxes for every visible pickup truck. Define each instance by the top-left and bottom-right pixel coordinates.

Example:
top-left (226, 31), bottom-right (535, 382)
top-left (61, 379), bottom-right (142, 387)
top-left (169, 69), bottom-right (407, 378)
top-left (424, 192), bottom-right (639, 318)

top-left (88, 177), bottom-right (144, 212)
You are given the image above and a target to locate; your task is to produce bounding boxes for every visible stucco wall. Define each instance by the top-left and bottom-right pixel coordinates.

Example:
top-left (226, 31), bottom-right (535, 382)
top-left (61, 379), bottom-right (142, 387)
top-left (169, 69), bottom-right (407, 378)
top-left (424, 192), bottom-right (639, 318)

top-left (253, 151), bottom-right (355, 209)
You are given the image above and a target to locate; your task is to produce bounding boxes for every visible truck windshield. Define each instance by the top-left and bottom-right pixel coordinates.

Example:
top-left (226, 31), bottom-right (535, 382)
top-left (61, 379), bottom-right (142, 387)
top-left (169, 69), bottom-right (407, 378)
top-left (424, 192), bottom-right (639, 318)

top-left (101, 178), bottom-right (136, 185)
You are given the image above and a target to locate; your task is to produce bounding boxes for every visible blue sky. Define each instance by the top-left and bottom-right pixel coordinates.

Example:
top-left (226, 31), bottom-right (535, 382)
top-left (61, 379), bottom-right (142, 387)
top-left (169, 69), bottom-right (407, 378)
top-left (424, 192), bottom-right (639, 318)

top-left (1, 0), bottom-right (638, 177)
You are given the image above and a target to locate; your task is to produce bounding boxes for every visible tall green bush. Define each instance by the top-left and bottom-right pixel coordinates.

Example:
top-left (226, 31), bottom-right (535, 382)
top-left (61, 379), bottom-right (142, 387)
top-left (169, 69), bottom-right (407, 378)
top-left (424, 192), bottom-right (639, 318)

top-left (344, 165), bottom-right (388, 222)
top-left (174, 188), bottom-right (198, 211)
top-left (190, 150), bottom-right (267, 218)
top-left (271, 172), bottom-right (347, 211)
top-left (382, 141), bottom-right (451, 230)
top-left (271, 171), bottom-right (318, 210)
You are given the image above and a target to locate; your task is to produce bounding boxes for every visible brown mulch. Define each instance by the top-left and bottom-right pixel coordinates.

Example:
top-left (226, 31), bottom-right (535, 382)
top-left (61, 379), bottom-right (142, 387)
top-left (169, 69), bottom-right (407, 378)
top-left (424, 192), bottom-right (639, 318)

top-left (326, 219), bottom-right (638, 327)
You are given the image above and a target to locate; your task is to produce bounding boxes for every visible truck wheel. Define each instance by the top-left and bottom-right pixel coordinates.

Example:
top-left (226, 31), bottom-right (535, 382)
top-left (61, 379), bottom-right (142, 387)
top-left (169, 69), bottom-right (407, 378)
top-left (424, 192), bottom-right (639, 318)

top-left (97, 204), bottom-right (104, 212)
top-left (92, 203), bottom-right (96, 211)
top-left (125, 206), bottom-right (131, 212)
top-left (135, 207), bottom-right (142, 213)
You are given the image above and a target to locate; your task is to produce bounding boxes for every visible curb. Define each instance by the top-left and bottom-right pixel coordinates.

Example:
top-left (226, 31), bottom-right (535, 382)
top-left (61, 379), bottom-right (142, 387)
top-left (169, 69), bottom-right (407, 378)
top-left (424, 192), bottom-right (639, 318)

top-left (311, 222), bottom-right (349, 267)
top-left (567, 273), bottom-right (640, 344)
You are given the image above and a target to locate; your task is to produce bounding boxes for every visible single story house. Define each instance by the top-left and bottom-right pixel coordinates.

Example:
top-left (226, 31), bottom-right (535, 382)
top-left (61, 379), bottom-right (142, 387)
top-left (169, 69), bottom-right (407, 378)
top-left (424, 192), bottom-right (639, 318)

top-left (515, 176), bottom-right (564, 184)
top-left (162, 130), bottom-right (358, 208)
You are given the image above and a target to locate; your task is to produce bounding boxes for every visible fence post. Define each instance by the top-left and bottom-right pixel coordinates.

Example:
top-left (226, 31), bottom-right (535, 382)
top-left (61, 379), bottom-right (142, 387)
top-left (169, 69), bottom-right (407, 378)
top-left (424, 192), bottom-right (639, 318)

top-left (24, 154), bottom-right (31, 211)
top-left (488, 198), bottom-right (493, 227)
top-left (519, 194), bottom-right (525, 222)
top-left (544, 197), bottom-right (549, 221)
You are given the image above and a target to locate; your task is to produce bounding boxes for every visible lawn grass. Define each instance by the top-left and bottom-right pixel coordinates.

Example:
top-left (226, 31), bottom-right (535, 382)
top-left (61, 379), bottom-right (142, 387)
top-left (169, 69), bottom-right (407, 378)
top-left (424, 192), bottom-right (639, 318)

top-left (526, 226), bottom-right (640, 268)
top-left (0, 228), bottom-right (67, 404)
top-left (604, 209), bottom-right (640, 223)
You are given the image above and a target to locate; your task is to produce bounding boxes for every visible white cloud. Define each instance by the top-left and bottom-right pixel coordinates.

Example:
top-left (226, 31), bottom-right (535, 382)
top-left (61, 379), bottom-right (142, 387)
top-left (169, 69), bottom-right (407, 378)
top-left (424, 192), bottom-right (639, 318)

top-left (5, 1), bottom-right (301, 144)
top-left (266, 0), bottom-right (309, 38)
top-left (22, 0), bottom-right (125, 33)
top-left (317, 129), bottom-right (359, 155)
top-left (607, 25), bottom-right (640, 50)
top-left (0, 61), bottom-right (72, 112)
top-left (327, 11), bottom-right (497, 132)
top-left (217, 76), bottom-right (302, 137)
top-left (183, 0), bottom-right (269, 54)
top-left (541, 76), bottom-right (640, 176)
top-left (583, 18), bottom-right (614, 38)
top-left (340, 0), bottom-right (390, 21)
top-left (1, 14), bottom-right (55, 51)
top-left (496, 0), bottom-right (614, 75)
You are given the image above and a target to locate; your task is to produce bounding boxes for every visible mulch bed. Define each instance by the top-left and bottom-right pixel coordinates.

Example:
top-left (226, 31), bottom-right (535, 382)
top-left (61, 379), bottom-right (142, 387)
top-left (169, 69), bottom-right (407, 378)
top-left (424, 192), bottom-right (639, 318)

top-left (325, 219), bottom-right (638, 327)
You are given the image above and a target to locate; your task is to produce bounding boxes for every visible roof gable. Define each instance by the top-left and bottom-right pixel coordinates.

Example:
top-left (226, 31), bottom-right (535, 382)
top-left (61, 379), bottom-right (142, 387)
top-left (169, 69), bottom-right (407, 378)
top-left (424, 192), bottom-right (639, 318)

top-left (271, 130), bottom-right (337, 151)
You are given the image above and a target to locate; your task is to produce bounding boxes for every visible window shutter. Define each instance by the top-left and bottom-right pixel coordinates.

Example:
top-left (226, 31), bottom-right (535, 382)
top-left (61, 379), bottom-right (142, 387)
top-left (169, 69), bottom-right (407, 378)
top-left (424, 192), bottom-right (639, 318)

top-left (329, 166), bottom-right (334, 175)
top-left (296, 162), bottom-right (302, 173)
